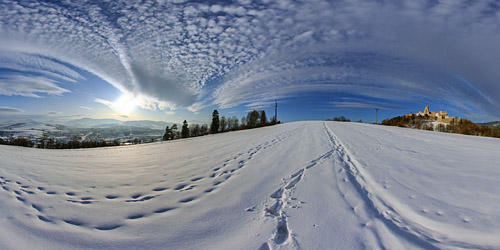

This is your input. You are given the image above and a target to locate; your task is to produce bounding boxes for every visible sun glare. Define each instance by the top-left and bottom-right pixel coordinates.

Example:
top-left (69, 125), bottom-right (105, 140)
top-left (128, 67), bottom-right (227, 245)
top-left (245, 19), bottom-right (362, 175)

top-left (113, 94), bottom-right (139, 114)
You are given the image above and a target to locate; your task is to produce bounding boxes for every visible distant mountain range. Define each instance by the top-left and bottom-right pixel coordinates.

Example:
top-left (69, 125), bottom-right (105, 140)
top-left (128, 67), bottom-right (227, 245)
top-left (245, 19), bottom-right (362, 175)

top-left (64, 118), bottom-right (173, 129)
top-left (0, 118), bottom-right (173, 131)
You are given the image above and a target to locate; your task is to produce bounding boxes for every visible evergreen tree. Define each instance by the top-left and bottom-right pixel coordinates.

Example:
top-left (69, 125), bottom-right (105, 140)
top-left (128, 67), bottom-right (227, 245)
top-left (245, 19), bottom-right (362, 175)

top-left (182, 120), bottom-right (190, 138)
top-left (211, 110), bottom-right (220, 133)
top-left (163, 126), bottom-right (171, 141)
top-left (171, 124), bottom-right (178, 139)
top-left (260, 110), bottom-right (267, 126)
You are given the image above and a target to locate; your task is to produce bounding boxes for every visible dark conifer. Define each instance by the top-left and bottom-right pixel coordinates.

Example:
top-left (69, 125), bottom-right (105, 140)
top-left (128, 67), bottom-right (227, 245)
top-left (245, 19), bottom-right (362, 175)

top-left (181, 120), bottom-right (189, 138)
top-left (211, 110), bottom-right (220, 133)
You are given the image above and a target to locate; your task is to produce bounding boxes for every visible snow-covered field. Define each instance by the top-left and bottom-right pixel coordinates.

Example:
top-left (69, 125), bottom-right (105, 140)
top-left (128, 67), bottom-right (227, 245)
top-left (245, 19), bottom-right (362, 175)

top-left (1, 121), bottom-right (500, 250)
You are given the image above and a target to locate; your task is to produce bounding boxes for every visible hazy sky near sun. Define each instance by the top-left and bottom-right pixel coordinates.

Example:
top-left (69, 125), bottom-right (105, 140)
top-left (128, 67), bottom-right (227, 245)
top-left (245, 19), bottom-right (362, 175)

top-left (1, 0), bottom-right (500, 123)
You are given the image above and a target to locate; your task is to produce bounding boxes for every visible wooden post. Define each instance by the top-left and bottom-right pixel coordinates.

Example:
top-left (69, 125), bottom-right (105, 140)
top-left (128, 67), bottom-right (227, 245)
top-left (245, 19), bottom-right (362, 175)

top-left (375, 108), bottom-right (379, 124)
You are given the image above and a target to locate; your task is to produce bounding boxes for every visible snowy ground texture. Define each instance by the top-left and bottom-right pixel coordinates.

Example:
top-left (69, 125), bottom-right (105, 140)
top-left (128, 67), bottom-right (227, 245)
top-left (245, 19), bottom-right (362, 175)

top-left (1, 121), bottom-right (500, 250)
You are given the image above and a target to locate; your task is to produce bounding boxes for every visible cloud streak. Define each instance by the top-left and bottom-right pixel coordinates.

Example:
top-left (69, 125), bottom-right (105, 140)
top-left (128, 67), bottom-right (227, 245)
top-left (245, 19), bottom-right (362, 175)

top-left (0, 0), bottom-right (499, 118)
top-left (0, 106), bottom-right (25, 113)
top-left (0, 75), bottom-right (70, 97)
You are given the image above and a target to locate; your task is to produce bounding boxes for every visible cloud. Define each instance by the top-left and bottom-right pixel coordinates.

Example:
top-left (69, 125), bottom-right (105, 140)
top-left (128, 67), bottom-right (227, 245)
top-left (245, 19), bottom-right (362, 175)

top-left (78, 106), bottom-right (93, 110)
top-left (0, 106), bottom-right (25, 113)
top-left (46, 111), bottom-right (62, 116)
top-left (165, 111), bottom-right (175, 115)
top-left (94, 98), bottom-right (114, 110)
top-left (329, 98), bottom-right (407, 110)
top-left (0, 51), bottom-right (85, 82)
top-left (0, 0), bottom-right (499, 118)
top-left (0, 75), bottom-right (70, 97)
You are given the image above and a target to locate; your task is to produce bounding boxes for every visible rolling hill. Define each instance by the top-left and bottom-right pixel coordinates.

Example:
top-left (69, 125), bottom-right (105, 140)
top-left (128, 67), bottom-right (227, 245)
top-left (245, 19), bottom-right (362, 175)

top-left (1, 121), bottom-right (499, 249)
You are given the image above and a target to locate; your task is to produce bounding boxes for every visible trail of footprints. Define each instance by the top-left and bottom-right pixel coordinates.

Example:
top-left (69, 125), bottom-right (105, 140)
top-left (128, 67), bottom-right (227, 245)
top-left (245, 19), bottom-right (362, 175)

top-left (254, 148), bottom-right (334, 247)
top-left (0, 128), bottom-right (296, 231)
top-left (0, 174), bottom-right (198, 230)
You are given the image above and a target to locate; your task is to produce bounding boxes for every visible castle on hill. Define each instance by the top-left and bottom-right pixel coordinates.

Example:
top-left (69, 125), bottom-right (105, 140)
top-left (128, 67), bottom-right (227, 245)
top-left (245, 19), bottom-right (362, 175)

top-left (404, 105), bottom-right (458, 123)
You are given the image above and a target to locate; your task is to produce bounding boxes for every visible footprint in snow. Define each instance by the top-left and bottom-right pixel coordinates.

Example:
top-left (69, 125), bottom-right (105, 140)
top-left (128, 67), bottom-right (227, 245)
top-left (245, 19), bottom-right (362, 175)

top-left (21, 189), bottom-right (35, 195)
top-left (31, 203), bottom-right (43, 212)
top-left (95, 224), bottom-right (122, 231)
top-left (126, 195), bottom-right (156, 202)
top-left (246, 206), bottom-right (256, 212)
top-left (127, 213), bottom-right (147, 220)
top-left (174, 184), bottom-right (187, 190)
top-left (179, 196), bottom-right (197, 203)
top-left (258, 243), bottom-right (271, 250)
top-left (63, 219), bottom-right (86, 226)
top-left (38, 215), bottom-right (53, 223)
top-left (274, 216), bottom-right (289, 244)
top-left (154, 207), bottom-right (176, 214)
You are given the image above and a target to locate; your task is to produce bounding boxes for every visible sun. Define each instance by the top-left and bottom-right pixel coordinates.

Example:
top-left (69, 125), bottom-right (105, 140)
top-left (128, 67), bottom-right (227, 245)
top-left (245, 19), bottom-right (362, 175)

top-left (113, 93), bottom-right (139, 114)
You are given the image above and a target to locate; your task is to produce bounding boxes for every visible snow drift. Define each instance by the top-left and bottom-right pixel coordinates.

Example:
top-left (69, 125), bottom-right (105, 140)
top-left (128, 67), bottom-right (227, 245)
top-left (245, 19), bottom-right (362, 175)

top-left (1, 121), bottom-right (500, 249)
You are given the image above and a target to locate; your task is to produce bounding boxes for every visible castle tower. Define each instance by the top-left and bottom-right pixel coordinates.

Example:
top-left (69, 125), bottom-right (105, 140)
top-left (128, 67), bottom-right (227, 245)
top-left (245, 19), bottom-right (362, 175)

top-left (424, 105), bottom-right (429, 115)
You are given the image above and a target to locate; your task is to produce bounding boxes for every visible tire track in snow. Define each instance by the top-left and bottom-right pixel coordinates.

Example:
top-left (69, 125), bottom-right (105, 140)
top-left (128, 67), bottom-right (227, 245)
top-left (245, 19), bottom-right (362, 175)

top-left (323, 122), bottom-right (498, 250)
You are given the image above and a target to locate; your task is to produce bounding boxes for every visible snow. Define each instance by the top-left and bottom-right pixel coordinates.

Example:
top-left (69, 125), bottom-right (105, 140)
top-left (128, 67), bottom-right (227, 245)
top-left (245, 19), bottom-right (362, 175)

top-left (1, 121), bottom-right (500, 249)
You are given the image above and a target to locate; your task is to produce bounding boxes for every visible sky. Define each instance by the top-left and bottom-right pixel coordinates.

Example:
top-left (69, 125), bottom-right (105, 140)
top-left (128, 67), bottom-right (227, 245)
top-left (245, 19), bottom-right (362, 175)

top-left (1, 0), bottom-right (500, 125)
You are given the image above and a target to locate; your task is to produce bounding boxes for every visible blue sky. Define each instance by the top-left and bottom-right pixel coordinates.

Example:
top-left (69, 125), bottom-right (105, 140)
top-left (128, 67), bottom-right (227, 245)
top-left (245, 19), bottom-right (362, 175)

top-left (1, 0), bottom-right (500, 125)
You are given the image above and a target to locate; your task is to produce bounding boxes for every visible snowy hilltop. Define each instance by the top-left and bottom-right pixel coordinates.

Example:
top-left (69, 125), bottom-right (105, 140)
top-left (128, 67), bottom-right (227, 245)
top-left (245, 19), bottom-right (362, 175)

top-left (1, 121), bottom-right (500, 249)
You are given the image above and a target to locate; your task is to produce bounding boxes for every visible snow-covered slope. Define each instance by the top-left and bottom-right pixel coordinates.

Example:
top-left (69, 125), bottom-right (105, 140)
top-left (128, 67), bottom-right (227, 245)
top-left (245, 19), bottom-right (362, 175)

top-left (1, 121), bottom-right (500, 250)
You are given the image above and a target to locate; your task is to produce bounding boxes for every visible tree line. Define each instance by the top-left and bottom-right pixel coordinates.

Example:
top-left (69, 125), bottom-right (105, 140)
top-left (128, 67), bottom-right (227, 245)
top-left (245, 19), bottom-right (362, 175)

top-left (163, 109), bottom-right (279, 141)
top-left (381, 115), bottom-right (500, 138)
top-left (0, 108), bottom-right (281, 148)
top-left (0, 136), bottom-right (120, 149)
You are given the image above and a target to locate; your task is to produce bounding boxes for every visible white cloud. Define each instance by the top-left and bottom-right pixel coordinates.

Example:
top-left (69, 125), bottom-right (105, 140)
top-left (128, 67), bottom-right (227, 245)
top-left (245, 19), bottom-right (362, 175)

top-left (0, 75), bottom-right (70, 97)
top-left (94, 98), bottom-right (114, 110)
top-left (0, 0), bottom-right (499, 118)
top-left (0, 106), bottom-right (25, 113)
top-left (78, 106), bottom-right (93, 110)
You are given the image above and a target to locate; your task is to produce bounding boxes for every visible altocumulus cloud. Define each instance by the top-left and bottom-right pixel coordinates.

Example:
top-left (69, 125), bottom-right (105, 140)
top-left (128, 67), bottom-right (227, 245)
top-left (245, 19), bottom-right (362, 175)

top-left (0, 0), bottom-right (499, 118)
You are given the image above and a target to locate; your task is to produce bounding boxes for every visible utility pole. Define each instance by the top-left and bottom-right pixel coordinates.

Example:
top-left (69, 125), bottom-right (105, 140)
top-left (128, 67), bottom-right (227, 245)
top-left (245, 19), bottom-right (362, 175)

top-left (274, 99), bottom-right (278, 124)
top-left (375, 108), bottom-right (380, 124)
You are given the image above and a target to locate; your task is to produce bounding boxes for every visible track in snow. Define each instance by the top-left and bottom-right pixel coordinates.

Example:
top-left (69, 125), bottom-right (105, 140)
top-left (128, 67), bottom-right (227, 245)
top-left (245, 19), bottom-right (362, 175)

top-left (2, 121), bottom-right (500, 250)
